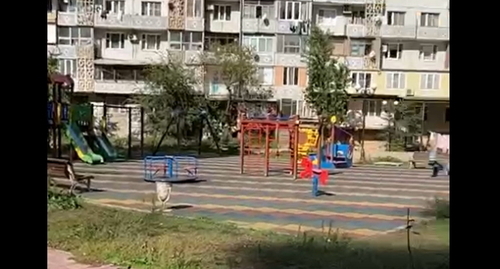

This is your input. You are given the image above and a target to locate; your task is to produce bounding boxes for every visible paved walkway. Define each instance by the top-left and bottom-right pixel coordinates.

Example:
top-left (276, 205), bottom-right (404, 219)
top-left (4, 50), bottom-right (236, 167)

top-left (48, 248), bottom-right (120, 269)
top-left (66, 156), bottom-right (449, 238)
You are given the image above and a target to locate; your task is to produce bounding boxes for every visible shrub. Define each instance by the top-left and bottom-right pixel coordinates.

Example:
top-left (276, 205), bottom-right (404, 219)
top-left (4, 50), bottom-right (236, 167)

top-left (422, 198), bottom-right (449, 219)
top-left (48, 187), bottom-right (82, 210)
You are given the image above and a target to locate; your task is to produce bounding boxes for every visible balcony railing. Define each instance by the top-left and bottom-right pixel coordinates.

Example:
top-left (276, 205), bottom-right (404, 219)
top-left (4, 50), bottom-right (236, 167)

top-left (94, 14), bottom-right (167, 30)
top-left (417, 27), bottom-right (449, 40)
top-left (380, 25), bottom-right (416, 39)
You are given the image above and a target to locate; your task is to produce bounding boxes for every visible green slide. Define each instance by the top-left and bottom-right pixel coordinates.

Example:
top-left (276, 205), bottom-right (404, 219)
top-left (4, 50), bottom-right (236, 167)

top-left (64, 123), bottom-right (104, 164)
top-left (88, 132), bottom-right (119, 161)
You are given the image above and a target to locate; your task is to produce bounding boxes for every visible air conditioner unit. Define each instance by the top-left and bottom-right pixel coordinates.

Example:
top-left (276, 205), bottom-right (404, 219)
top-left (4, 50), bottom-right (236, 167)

top-left (207, 5), bottom-right (214, 11)
top-left (382, 44), bottom-right (388, 52)
top-left (406, 89), bottom-right (414, 96)
top-left (342, 5), bottom-right (352, 14)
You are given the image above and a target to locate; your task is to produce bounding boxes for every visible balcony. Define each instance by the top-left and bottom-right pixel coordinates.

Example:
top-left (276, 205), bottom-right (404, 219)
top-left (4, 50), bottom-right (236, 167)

top-left (242, 18), bottom-right (276, 34)
top-left (167, 50), bottom-right (204, 65)
top-left (185, 17), bottom-right (204, 31)
top-left (380, 25), bottom-right (416, 39)
top-left (255, 53), bottom-right (275, 66)
top-left (94, 81), bottom-right (144, 94)
top-left (95, 14), bottom-right (167, 30)
top-left (346, 24), bottom-right (367, 37)
top-left (58, 12), bottom-right (77, 25)
top-left (275, 54), bottom-right (306, 67)
top-left (417, 27), bottom-right (449, 41)
top-left (47, 12), bottom-right (56, 24)
top-left (205, 20), bottom-right (240, 33)
top-left (316, 17), bottom-right (348, 36)
top-left (345, 56), bottom-right (377, 70)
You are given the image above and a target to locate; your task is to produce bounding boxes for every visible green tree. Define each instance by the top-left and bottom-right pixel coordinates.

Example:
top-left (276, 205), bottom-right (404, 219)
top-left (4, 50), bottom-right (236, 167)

top-left (201, 43), bottom-right (271, 141)
top-left (304, 27), bottom-right (351, 164)
top-left (135, 56), bottom-right (206, 153)
top-left (380, 101), bottom-right (423, 151)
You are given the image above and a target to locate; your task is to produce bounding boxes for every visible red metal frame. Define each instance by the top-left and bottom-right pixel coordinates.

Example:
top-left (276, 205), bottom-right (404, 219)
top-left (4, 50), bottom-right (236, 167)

top-left (239, 115), bottom-right (300, 178)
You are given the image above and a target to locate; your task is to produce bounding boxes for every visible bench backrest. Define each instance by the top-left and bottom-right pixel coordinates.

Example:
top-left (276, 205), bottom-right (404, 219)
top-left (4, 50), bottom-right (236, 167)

top-left (47, 158), bottom-right (73, 178)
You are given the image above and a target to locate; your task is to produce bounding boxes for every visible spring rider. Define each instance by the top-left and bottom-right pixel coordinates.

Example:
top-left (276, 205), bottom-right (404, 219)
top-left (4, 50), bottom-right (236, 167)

top-left (300, 157), bottom-right (329, 197)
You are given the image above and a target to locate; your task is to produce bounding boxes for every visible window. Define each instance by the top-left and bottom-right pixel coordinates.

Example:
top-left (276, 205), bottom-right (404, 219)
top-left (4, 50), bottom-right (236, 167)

top-left (204, 35), bottom-right (238, 50)
top-left (280, 35), bottom-right (303, 54)
top-left (243, 2), bottom-right (274, 19)
top-left (367, 100), bottom-right (382, 117)
top-left (420, 44), bottom-right (437, 61)
top-left (95, 66), bottom-right (146, 82)
top-left (214, 5), bottom-right (231, 21)
top-left (318, 9), bottom-right (336, 25)
top-left (141, 34), bottom-right (161, 50)
top-left (283, 67), bottom-right (299, 85)
top-left (385, 43), bottom-right (402, 59)
top-left (420, 13), bottom-right (439, 27)
top-left (387, 11), bottom-right (405, 26)
top-left (279, 99), bottom-right (299, 116)
top-left (243, 36), bottom-right (273, 52)
top-left (186, 0), bottom-right (202, 18)
top-left (279, 1), bottom-right (301, 20)
top-left (58, 0), bottom-right (77, 12)
top-left (57, 27), bottom-right (92, 45)
top-left (351, 72), bottom-right (372, 88)
top-left (445, 107), bottom-right (449, 122)
top-left (105, 33), bottom-right (125, 49)
top-left (58, 59), bottom-right (77, 77)
top-left (106, 0), bottom-right (125, 14)
top-left (350, 41), bottom-right (371, 56)
top-left (141, 1), bottom-right (161, 16)
top-left (386, 73), bottom-right (406, 89)
top-left (257, 67), bottom-right (273, 85)
top-left (350, 10), bottom-right (365, 24)
top-left (169, 31), bottom-right (203, 50)
top-left (420, 74), bottom-right (440, 90)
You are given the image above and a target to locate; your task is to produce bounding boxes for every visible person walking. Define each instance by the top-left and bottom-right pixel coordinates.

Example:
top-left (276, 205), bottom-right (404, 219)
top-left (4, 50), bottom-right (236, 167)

top-left (428, 141), bottom-right (443, 177)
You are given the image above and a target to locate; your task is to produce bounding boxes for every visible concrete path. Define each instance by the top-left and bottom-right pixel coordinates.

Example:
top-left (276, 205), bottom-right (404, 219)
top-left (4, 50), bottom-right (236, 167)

top-left (48, 248), bottom-right (121, 269)
top-left (65, 156), bottom-right (449, 238)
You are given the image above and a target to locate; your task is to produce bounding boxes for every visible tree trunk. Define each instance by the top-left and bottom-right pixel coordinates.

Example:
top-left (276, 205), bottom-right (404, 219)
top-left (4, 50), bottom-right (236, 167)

top-left (316, 121), bottom-right (324, 168)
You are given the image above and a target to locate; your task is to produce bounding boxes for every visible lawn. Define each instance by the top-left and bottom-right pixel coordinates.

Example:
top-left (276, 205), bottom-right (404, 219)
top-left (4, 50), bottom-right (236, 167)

top-left (48, 201), bottom-right (449, 269)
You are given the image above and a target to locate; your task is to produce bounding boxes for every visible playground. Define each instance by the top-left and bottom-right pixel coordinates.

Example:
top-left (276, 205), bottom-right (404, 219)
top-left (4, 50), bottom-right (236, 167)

top-left (48, 74), bottom-right (449, 237)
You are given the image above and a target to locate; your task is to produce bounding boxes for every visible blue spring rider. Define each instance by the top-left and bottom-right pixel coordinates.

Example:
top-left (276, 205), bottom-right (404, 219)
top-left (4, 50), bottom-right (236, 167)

top-left (143, 155), bottom-right (198, 209)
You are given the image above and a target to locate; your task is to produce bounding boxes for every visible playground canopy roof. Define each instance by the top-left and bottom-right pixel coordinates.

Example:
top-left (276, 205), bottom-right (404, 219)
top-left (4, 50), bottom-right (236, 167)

top-left (47, 73), bottom-right (74, 87)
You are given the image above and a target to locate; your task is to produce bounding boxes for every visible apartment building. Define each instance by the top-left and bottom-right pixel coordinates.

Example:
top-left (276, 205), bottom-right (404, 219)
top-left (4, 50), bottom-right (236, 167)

top-left (47, 0), bottom-right (449, 135)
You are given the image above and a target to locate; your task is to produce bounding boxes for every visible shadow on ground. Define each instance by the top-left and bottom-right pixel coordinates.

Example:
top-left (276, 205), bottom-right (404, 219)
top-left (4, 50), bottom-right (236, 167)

top-left (227, 239), bottom-right (449, 269)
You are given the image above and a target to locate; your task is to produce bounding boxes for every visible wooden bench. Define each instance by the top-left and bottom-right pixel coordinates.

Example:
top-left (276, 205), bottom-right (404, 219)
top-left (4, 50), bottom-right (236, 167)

top-left (47, 158), bottom-right (93, 194)
top-left (409, 151), bottom-right (449, 169)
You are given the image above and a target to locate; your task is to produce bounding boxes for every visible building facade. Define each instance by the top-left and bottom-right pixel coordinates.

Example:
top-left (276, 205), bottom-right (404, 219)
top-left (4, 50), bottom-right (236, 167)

top-left (47, 0), bottom-right (449, 134)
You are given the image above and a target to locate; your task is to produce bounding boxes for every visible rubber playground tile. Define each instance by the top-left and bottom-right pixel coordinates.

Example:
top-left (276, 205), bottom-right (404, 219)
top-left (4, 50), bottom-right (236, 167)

top-left (84, 180), bottom-right (433, 207)
top-left (90, 198), bottom-right (404, 233)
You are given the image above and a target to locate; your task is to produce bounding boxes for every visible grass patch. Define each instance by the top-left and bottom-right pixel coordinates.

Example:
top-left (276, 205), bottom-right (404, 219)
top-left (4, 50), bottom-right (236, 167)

top-left (48, 187), bottom-right (82, 211)
top-left (49, 203), bottom-right (449, 269)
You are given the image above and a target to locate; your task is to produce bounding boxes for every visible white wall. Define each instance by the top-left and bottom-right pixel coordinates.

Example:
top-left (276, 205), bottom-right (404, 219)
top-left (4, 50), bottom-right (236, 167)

top-left (385, 0), bottom-right (449, 27)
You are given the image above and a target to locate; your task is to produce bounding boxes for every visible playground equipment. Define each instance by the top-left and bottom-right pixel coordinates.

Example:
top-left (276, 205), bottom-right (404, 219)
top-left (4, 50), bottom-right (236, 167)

top-left (67, 104), bottom-right (104, 164)
top-left (297, 127), bottom-right (319, 159)
top-left (143, 155), bottom-right (199, 208)
top-left (239, 113), bottom-right (300, 178)
top-left (47, 74), bottom-right (72, 159)
top-left (301, 124), bottom-right (355, 170)
top-left (299, 157), bottom-right (329, 197)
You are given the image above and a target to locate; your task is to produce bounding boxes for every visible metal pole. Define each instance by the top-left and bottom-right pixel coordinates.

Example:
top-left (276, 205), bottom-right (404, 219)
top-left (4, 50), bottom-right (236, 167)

top-left (421, 102), bottom-right (426, 150)
top-left (140, 107), bottom-right (144, 158)
top-left (360, 98), bottom-right (367, 162)
top-left (264, 124), bottom-right (270, 177)
top-left (239, 118), bottom-right (245, 174)
top-left (127, 107), bottom-right (132, 159)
